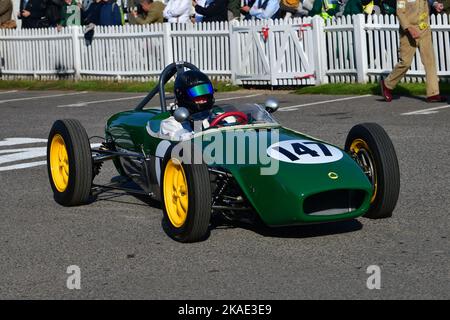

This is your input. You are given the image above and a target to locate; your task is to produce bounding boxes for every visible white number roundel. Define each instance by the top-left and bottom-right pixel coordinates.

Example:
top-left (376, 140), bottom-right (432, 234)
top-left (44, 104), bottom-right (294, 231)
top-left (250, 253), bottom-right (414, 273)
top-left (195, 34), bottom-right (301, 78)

top-left (267, 140), bottom-right (343, 164)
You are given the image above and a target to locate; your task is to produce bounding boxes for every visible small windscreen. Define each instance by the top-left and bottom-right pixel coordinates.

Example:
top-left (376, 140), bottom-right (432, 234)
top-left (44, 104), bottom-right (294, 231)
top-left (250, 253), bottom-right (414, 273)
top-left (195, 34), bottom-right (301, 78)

top-left (188, 83), bottom-right (213, 98)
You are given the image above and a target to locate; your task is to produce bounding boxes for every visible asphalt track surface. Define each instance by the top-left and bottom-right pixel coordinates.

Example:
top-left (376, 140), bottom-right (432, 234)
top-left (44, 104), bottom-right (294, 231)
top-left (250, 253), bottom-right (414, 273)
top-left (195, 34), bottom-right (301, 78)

top-left (0, 89), bottom-right (449, 299)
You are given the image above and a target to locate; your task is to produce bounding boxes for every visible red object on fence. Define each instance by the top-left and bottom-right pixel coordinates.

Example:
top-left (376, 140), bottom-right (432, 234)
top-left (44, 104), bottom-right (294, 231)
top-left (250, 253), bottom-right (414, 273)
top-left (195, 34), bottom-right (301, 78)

top-left (294, 74), bottom-right (315, 80)
top-left (298, 23), bottom-right (313, 40)
top-left (262, 26), bottom-right (269, 42)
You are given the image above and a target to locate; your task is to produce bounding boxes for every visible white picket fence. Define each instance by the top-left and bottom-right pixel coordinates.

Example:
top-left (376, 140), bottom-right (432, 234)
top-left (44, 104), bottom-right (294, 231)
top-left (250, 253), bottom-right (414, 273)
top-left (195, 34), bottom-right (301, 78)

top-left (1, 14), bottom-right (450, 85)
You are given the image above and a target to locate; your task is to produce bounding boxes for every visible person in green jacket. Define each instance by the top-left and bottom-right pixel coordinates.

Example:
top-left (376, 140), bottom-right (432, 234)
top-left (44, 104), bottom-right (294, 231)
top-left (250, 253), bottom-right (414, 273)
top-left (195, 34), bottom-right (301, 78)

top-left (131, 0), bottom-right (165, 24)
top-left (60, 0), bottom-right (82, 27)
top-left (228, 0), bottom-right (241, 20)
top-left (309, 0), bottom-right (340, 19)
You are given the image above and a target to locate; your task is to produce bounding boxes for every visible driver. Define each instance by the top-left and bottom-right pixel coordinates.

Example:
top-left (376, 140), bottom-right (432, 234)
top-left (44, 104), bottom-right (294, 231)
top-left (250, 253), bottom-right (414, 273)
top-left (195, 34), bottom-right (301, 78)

top-left (159, 70), bottom-right (215, 139)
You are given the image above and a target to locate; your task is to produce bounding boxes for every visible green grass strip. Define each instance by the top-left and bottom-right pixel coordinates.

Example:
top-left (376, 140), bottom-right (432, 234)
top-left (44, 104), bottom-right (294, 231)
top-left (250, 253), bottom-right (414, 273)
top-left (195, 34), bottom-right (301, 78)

top-left (0, 79), bottom-right (241, 93)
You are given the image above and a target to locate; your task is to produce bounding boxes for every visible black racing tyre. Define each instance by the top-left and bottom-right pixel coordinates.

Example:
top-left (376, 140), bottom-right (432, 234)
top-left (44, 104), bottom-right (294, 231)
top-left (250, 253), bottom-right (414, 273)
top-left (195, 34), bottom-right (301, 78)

top-left (47, 119), bottom-right (93, 206)
top-left (160, 150), bottom-right (212, 243)
top-left (345, 123), bottom-right (400, 219)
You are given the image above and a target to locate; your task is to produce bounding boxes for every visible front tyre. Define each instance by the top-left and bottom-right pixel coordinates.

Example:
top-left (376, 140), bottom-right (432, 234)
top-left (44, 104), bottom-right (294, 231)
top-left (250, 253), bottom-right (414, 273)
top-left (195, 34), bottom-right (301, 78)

top-left (47, 119), bottom-right (93, 206)
top-left (345, 123), bottom-right (400, 219)
top-left (161, 156), bottom-right (211, 242)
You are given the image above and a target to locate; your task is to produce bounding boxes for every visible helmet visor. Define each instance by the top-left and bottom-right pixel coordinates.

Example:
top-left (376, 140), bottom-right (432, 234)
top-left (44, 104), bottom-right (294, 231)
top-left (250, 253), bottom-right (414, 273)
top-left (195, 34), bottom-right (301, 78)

top-left (187, 83), bottom-right (214, 98)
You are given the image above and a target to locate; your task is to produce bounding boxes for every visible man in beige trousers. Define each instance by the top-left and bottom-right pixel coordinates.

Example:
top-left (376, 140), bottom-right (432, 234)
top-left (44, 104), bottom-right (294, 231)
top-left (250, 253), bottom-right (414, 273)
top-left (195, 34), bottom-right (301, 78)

top-left (381, 0), bottom-right (447, 103)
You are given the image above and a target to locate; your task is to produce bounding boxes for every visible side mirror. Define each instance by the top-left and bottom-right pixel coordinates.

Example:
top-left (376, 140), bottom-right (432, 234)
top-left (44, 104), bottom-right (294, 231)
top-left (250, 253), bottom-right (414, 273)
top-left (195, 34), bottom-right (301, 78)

top-left (265, 98), bottom-right (279, 113)
top-left (173, 107), bottom-right (190, 123)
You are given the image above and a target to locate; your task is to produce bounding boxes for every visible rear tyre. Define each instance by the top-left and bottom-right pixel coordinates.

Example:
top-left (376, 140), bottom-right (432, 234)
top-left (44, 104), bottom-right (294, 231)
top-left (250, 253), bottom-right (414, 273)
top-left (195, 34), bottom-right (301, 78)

top-left (161, 153), bottom-right (212, 242)
top-left (47, 119), bottom-right (93, 206)
top-left (345, 123), bottom-right (400, 219)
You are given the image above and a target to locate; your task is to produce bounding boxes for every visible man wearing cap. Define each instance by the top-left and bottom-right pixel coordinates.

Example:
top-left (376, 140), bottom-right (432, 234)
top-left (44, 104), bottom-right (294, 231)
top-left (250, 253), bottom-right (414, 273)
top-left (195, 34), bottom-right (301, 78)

top-left (380, 0), bottom-right (447, 103)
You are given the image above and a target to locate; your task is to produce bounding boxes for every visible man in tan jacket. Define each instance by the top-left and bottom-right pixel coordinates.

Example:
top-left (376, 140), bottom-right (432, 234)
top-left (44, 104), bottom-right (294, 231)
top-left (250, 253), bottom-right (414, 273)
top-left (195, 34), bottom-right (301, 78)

top-left (131, 0), bottom-right (165, 24)
top-left (381, 0), bottom-right (447, 103)
top-left (0, 0), bottom-right (13, 26)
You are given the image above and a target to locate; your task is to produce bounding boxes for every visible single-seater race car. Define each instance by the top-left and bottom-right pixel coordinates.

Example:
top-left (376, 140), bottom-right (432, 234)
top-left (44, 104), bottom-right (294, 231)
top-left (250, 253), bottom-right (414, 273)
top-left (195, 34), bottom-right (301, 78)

top-left (47, 62), bottom-right (400, 242)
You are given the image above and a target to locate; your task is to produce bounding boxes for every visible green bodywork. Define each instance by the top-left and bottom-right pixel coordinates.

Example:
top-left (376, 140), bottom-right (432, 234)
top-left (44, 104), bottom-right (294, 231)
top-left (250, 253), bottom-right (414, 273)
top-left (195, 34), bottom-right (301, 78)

top-left (106, 108), bottom-right (373, 226)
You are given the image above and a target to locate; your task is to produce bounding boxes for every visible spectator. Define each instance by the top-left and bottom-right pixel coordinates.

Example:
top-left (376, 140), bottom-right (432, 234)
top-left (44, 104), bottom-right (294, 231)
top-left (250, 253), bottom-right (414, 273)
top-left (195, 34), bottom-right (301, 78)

top-left (431, 0), bottom-right (448, 14)
top-left (193, 0), bottom-right (228, 22)
top-left (0, 0), bottom-right (13, 27)
top-left (126, 0), bottom-right (142, 24)
top-left (0, 0), bottom-right (15, 28)
top-left (240, 0), bottom-right (256, 20)
top-left (249, 0), bottom-right (280, 20)
top-left (18, 0), bottom-right (49, 28)
top-left (82, 0), bottom-right (102, 25)
top-left (60, 0), bottom-right (82, 27)
top-left (308, 0), bottom-right (340, 19)
top-left (228, 0), bottom-right (240, 20)
top-left (301, 0), bottom-right (315, 16)
top-left (99, 0), bottom-right (123, 26)
top-left (380, 0), bottom-right (396, 14)
top-left (163, 0), bottom-right (191, 23)
top-left (335, 0), bottom-right (362, 17)
top-left (47, 0), bottom-right (64, 27)
top-left (193, 0), bottom-right (206, 22)
top-left (131, 0), bottom-right (165, 24)
top-left (280, 0), bottom-right (301, 19)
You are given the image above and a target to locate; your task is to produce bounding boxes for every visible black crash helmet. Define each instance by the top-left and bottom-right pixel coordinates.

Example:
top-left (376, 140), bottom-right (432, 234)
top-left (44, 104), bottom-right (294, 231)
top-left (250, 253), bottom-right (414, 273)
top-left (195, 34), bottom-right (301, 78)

top-left (174, 70), bottom-right (215, 113)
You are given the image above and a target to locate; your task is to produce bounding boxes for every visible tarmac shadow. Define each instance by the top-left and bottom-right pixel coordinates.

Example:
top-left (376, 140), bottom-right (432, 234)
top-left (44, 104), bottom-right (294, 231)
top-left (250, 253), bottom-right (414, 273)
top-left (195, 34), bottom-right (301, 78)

top-left (210, 214), bottom-right (363, 239)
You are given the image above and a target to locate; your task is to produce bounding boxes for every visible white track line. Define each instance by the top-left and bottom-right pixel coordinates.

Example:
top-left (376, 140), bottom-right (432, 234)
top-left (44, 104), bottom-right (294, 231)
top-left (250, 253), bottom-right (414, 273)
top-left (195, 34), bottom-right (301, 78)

top-left (0, 91), bottom-right (87, 104)
top-left (58, 93), bottom-right (263, 108)
top-left (216, 93), bottom-right (263, 101)
top-left (401, 104), bottom-right (450, 115)
top-left (57, 95), bottom-right (147, 108)
top-left (0, 160), bottom-right (47, 172)
top-left (0, 90), bottom-right (18, 95)
top-left (279, 95), bottom-right (372, 112)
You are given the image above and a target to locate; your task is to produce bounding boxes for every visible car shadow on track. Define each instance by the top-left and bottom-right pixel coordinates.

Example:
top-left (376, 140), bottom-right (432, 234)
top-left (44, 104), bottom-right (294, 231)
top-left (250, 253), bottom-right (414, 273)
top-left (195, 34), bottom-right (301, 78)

top-left (210, 215), bottom-right (363, 239)
top-left (91, 178), bottom-right (363, 240)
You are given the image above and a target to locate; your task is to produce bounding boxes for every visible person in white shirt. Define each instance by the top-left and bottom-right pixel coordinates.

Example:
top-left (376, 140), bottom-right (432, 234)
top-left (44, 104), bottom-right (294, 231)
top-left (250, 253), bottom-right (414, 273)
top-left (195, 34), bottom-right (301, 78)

top-left (163, 0), bottom-right (192, 23)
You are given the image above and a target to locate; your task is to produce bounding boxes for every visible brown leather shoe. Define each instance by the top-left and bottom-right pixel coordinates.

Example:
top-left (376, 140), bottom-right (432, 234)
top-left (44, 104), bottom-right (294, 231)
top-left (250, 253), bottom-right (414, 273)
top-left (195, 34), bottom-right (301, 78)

top-left (380, 80), bottom-right (393, 102)
top-left (426, 95), bottom-right (447, 103)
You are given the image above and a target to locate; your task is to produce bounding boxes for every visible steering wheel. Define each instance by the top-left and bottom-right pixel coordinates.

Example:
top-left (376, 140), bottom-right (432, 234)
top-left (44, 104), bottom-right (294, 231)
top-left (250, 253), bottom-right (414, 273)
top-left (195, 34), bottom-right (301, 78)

top-left (209, 111), bottom-right (249, 128)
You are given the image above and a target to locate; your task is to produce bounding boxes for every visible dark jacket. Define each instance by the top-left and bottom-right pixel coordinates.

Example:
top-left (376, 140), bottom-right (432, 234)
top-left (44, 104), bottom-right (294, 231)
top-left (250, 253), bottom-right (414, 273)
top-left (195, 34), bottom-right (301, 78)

top-left (19, 0), bottom-right (48, 28)
top-left (46, 0), bottom-right (63, 26)
top-left (99, 0), bottom-right (122, 26)
top-left (195, 0), bottom-right (228, 22)
top-left (82, 1), bottom-right (102, 25)
top-left (227, 0), bottom-right (240, 17)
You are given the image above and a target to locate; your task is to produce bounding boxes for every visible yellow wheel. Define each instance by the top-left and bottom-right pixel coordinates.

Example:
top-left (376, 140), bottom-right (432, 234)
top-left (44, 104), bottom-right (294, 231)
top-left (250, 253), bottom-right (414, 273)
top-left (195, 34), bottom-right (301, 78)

top-left (163, 159), bottom-right (189, 228)
top-left (49, 134), bottom-right (69, 192)
top-left (345, 123), bottom-right (400, 219)
top-left (47, 119), bottom-right (93, 206)
top-left (161, 152), bottom-right (212, 242)
top-left (349, 138), bottom-right (378, 203)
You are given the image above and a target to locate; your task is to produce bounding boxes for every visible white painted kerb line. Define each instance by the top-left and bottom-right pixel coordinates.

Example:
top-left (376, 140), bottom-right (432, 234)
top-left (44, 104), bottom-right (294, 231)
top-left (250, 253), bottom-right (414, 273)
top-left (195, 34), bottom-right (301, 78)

top-left (216, 93), bottom-right (263, 101)
top-left (0, 91), bottom-right (87, 104)
top-left (0, 90), bottom-right (18, 95)
top-left (401, 104), bottom-right (450, 115)
top-left (279, 95), bottom-right (373, 112)
top-left (57, 93), bottom-right (263, 108)
top-left (57, 95), bottom-right (147, 108)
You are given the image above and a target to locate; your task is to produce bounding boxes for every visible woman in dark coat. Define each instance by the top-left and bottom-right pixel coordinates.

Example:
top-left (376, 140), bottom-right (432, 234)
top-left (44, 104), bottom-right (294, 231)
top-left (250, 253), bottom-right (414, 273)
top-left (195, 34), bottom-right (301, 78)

top-left (193, 0), bottom-right (228, 23)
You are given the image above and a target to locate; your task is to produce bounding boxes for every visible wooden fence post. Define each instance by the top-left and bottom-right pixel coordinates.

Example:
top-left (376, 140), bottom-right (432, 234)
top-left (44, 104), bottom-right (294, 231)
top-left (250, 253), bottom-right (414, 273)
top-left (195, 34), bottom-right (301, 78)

top-left (353, 14), bottom-right (369, 84)
top-left (71, 26), bottom-right (81, 81)
top-left (163, 23), bottom-right (174, 66)
top-left (311, 16), bottom-right (327, 85)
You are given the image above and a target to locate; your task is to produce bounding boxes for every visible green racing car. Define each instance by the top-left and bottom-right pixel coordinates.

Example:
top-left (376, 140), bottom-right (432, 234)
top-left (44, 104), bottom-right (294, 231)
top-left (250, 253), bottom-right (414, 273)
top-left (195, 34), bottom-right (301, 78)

top-left (47, 62), bottom-right (400, 242)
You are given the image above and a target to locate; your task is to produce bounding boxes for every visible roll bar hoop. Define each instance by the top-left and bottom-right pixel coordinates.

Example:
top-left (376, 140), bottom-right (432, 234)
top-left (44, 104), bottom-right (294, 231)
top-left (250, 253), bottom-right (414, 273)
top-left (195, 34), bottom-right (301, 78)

top-left (135, 62), bottom-right (200, 112)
